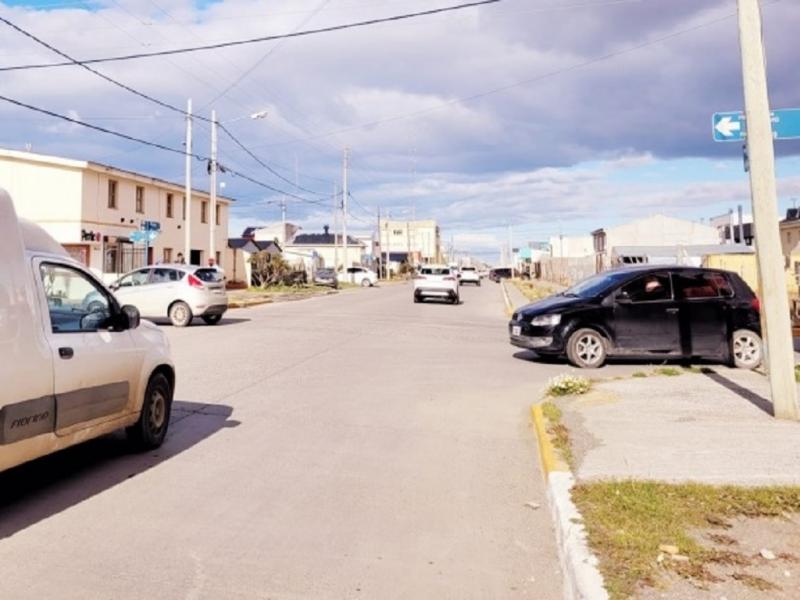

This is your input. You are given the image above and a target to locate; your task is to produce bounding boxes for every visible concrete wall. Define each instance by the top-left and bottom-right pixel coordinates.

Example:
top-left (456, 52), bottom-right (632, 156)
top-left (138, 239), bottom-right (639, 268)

top-left (605, 215), bottom-right (719, 250)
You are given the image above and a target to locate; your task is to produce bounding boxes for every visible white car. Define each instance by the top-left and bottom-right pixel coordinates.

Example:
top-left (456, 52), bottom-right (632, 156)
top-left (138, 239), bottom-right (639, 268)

top-left (459, 266), bottom-right (481, 286)
top-left (338, 266), bottom-right (378, 287)
top-left (109, 264), bottom-right (228, 327)
top-left (0, 188), bottom-right (175, 474)
top-left (413, 265), bottom-right (460, 304)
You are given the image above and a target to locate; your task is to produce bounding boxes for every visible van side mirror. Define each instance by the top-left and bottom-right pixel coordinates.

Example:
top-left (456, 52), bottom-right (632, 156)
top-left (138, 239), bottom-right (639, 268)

top-left (119, 305), bottom-right (140, 330)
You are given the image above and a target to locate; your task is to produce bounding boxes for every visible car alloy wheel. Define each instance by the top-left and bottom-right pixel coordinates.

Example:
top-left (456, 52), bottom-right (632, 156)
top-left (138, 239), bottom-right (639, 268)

top-left (567, 328), bottom-right (607, 368)
top-left (732, 329), bottom-right (762, 369)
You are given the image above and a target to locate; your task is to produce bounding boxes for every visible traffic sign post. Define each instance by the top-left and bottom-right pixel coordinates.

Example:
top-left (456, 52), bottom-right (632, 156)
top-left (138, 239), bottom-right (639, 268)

top-left (712, 108), bottom-right (800, 142)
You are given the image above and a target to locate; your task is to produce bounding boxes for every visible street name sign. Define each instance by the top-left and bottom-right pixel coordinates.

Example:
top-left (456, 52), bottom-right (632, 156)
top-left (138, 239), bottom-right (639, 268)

top-left (713, 108), bottom-right (800, 142)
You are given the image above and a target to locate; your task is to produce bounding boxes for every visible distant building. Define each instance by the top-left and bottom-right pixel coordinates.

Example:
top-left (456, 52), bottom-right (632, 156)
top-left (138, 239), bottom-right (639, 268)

top-left (709, 209), bottom-right (754, 245)
top-left (592, 215), bottom-right (719, 272)
top-left (379, 219), bottom-right (441, 265)
top-left (779, 208), bottom-right (800, 264)
top-left (286, 225), bottom-right (365, 270)
top-left (0, 148), bottom-right (231, 280)
top-left (245, 222), bottom-right (301, 246)
top-left (549, 235), bottom-right (593, 258)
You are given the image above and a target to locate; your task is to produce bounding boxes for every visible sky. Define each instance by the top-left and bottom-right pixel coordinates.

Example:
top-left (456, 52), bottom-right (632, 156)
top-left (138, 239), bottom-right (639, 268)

top-left (0, 0), bottom-right (798, 262)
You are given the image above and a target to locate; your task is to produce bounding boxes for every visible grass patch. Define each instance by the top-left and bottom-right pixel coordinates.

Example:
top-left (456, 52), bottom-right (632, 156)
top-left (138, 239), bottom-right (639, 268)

top-left (654, 366), bottom-right (682, 377)
top-left (572, 481), bottom-right (800, 599)
top-left (545, 374), bottom-right (592, 397)
top-left (632, 371), bottom-right (648, 378)
top-left (540, 401), bottom-right (574, 467)
top-left (512, 278), bottom-right (561, 302)
top-left (795, 365), bottom-right (800, 382)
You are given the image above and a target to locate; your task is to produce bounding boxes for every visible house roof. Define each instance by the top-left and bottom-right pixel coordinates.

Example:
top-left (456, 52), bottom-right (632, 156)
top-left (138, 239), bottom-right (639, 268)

top-left (228, 238), bottom-right (282, 253)
top-left (291, 233), bottom-right (364, 246)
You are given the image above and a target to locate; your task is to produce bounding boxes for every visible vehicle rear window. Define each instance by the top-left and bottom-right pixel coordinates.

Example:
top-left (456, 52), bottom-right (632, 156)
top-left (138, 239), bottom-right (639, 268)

top-left (673, 272), bottom-right (734, 299)
top-left (421, 268), bottom-right (450, 275)
top-left (194, 268), bottom-right (223, 283)
top-left (462, 267), bottom-right (475, 272)
top-left (152, 268), bottom-right (183, 283)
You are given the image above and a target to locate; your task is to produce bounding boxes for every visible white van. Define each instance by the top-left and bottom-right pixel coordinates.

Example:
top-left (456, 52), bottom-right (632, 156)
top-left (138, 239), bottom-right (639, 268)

top-left (0, 189), bottom-right (175, 474)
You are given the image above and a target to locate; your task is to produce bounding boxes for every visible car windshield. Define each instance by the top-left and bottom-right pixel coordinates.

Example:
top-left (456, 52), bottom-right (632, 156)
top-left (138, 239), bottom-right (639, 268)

top-left (562, 270), bottom-right (634, 298)
top-left (194, 268), bottom-right (223, 283)
top-left (422, 268), bottom-right (450, 275)
top-left (317, 269), bottom-right (334, 276)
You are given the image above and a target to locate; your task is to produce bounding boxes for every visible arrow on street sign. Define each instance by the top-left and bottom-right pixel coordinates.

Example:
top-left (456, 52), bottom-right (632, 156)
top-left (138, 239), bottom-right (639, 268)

top-left (713, 108), bottom-right (800, 142)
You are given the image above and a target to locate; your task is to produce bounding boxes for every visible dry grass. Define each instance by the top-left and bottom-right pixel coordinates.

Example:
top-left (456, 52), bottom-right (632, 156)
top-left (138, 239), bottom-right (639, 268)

top-left (540, 401), bottom-right (574, 467)
top-left (571, 481), bottom-right (800, 599)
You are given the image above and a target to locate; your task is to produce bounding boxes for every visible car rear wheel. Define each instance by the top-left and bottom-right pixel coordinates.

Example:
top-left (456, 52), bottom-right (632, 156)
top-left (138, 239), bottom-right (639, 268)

top-left (127, 372), bottom-right (172, 450)
top-left (202, 314), bottom-right (222, 325)
top-left (732, 329), bottom-right (762, 369)
top-left (566, 328), bottom-right (607, 368)
top-left (169, 301), bottom-right (193, 327)
top-left (361, 278), bottom-right (370, 287)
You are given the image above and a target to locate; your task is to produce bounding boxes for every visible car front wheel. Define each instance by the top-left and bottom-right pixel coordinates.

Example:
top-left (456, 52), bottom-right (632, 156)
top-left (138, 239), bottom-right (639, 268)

top-left (566, 328), bottom-right (607, 368)
top-left (127, 372), bottom-right (173, 450)
top-left (732, 329), bottom-right (762, 369)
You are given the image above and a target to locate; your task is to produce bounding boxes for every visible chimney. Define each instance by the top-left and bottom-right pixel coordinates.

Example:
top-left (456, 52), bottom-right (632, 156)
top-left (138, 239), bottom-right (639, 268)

top-left (323, 225), bottom-right (330, 236)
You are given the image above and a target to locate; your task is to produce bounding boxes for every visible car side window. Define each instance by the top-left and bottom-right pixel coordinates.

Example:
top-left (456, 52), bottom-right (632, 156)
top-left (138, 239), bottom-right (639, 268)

top-left (152, 268), bottom-right (181, 283)
top-left (673, 272), bottom-right (733, 299)
top-left (40, 263), bottom-right (113, 333)
top-left (117, 269), bottom-right (150, 287)
top-left (619, 273), bottom-right (672, 302)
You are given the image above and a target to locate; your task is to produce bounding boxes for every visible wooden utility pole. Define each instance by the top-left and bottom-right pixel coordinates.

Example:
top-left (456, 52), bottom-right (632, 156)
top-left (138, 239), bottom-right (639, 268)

top-left (737, 0), bottom-right (798, 419)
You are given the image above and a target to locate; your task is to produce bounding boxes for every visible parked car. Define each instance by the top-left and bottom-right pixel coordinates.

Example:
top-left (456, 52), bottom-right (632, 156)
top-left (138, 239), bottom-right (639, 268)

top-left (108, 264), bottom-right (228, 327)
top-left (314, 267), bottom-right (339, 289)
top-left (338, 266), bottom-right (378, 287)
top-left (0, 189), bottom-right (175, 474)
top-left (489, 267), bottom-right (514, 282)
top-left (414, 265), bottom-right (460, 304)
top-left (459, 266), bottom-right (481, 286)
top-left (509, 265), bottom-right (762, 369)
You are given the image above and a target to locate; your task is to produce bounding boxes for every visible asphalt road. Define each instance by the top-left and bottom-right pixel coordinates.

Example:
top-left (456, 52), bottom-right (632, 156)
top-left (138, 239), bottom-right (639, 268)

top-left (0, 281), bottom-right (590, 599)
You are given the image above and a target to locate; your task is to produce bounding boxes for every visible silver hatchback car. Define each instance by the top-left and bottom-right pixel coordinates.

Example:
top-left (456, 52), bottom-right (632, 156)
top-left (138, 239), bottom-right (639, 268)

top-left (107, 264), bottom-right (228, 327)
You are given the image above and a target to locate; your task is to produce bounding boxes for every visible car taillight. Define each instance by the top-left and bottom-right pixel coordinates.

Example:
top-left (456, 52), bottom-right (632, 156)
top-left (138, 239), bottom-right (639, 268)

top-left (751, 296), bottom-right (760, 312)
top-left (188, 274), bottom-right (205, 289)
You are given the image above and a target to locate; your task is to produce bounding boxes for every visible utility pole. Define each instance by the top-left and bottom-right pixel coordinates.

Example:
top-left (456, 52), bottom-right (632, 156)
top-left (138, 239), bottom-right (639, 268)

top-left (508, 224), bottom-right (513, 268)
top-left (342, 147), bottom-right (349, 276)
top-left (209, 109), bottom-right (218, 266)
top-left (737, 0), bottom-right (798, 419)
top-left (184, 98), bottom-right (192, 263)
top-left (280, 197), bottom-right (287, 237)
top-left (738, 204), bottom-right (745, 244)
top-left (332, 183), bottom-right (339, 270)
top-left (377, 205), bottom-right (383, 279)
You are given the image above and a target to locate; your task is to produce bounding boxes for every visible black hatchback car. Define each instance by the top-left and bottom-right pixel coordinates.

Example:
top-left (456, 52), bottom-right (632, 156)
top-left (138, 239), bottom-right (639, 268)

top-left (509, 266), bottom-right (762, 369)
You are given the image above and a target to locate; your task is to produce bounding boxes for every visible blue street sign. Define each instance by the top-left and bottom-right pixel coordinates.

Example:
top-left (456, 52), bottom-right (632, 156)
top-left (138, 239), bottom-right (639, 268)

top-left (129, 230), bottom-right (159, 244)
top-left (142, 220), bottom-right (161, 232)
top-left (713, 108), bottom-right (800, 142)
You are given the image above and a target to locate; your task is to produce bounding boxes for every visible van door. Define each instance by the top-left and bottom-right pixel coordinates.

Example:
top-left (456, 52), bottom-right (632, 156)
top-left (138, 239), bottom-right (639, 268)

top-left (36, 261), bottom-right (145, 435)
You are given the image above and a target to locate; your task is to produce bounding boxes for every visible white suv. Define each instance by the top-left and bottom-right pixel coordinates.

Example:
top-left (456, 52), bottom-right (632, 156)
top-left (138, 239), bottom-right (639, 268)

top-left (459, 266), bottom-right (481, 286)
top-left (338, 266), bottom-right (378, 287)
top-left (413, 265), bottom-right (460, 304)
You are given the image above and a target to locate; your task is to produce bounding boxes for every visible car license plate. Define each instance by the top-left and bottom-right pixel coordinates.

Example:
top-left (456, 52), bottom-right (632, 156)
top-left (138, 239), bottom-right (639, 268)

top-left (512, 326), bottom-right (521, 336)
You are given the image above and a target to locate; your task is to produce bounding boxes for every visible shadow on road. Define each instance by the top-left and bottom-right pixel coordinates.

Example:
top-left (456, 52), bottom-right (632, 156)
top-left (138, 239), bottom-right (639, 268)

top-left (702, 369), bottom-right (774, 416)
top-left (0, 400), bottom-right (237, 539)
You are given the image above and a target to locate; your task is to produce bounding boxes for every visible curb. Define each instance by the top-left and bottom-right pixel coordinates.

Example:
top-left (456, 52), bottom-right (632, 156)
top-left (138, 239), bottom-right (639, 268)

top-left (501, 279), bottom-right (514, 316)
top-left (531, 403), bottom-right (609, 600)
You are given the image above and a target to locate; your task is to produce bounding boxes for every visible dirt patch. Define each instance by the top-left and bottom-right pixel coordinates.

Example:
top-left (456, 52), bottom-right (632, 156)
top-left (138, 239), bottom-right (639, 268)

top-left (637, 516), bottom-right (800, 599)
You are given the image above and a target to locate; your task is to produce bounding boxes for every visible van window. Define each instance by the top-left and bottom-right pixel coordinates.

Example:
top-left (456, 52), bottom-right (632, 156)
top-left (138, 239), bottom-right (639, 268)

top-left (40, 264), bottom-right (112, 333)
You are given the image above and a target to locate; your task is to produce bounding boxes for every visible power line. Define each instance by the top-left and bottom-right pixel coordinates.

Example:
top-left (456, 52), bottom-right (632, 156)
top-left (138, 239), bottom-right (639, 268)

top-left (0, 0), bottom-right (501, 71)
top-left (0, 92), bottom-right (323, 203)
top-left (347, 191), bottom-right (377, 217)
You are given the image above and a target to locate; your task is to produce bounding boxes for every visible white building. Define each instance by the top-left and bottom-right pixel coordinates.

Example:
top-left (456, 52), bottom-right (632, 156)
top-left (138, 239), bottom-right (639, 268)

top-left (709, 209), bottom-right (754, 245)
top-left (549, 235), bottom-right (594, 258)
top-left (379, 219), bottom-right (441, 266)
top-left (285, 226), bottom-right (366, 271)
top-left (0, 148), bottom-right (231, 280)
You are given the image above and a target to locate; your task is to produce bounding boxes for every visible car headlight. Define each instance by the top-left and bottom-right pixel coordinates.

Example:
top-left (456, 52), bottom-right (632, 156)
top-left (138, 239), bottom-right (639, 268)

top-left (530, 313), bottom-right (561, 327)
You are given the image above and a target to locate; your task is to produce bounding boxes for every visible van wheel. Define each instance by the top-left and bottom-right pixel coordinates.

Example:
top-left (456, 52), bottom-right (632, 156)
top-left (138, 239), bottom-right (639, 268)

top-left (732, 329), bottom-right (762, 369)
top-left (169, 301), bottom-right (193, 327)
top-left (127, 372), bottom-right (172, 450)
top-left (202, 314), bottom-right (222, 325)
top-left (566, 328), bottom-right (607, 368)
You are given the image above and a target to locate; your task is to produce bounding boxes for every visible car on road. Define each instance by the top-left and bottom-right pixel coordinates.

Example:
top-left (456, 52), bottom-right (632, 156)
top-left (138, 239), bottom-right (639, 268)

top-left (338, 266), bottom-right (378, 287)
top-left (509, 265), bottom-right (762, 369)
top-left (489, 267), bottom-right (514, 282)
top-left (314, 267), bottom-right (339, 289)
top-left (414, 265), bottom-right (460, 304)
top-left (109, 264), bottom-right (228, 327)
top-left (1, 188), bottom-right (175, 474)
top-left (459, 266), bottom-right (481, 286)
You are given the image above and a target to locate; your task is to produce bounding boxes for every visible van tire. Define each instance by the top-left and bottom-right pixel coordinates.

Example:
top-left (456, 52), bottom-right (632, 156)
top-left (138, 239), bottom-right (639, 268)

top-left (169, 301), bottom-right (193, 327)
top-left (732, 329), bottom-right (762, 369)
top-left (127, 372), bottom-right (172, 450)
top-left (566, 328), bottom-right (607, 368)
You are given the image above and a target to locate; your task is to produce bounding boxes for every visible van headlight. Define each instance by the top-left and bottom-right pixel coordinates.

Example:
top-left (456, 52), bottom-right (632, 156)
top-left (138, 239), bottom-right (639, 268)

top-left (530, 314), bottom-right (561, 327)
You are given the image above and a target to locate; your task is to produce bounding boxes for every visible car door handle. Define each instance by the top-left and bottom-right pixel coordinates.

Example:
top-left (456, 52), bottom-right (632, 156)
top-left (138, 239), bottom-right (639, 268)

top-left (665, 308), bottom-right (679, 314)
top-left (58, 347), bottom-right (74, 359)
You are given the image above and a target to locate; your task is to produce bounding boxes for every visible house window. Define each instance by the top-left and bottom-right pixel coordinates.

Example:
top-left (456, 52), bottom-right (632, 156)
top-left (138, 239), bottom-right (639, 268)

top-left (135, 186), bottom-right (145, 214)
top-left (215, 204), bottom-right (221, 226)
top-left (163, 248), bottom-right (173, 263)
top-left (166, 193), bottom-right (174, 218)
top-left (215, 251), bottom-right (221, 265)
top-left (107, 180), bottom-right (118, 209)
top-left (201, 201), bottom-right (208, 224)
top-left (393, 229), bottom-right (403, 236)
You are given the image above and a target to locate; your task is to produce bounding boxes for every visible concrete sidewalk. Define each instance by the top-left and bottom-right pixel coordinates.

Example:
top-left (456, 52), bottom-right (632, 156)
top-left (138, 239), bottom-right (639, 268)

top-left (558, 368), bottom-right (800, 486)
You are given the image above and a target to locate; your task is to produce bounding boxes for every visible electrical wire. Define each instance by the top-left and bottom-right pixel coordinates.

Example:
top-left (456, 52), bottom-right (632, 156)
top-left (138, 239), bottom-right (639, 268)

top-left (0, 0), bottom-right (501, 70)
